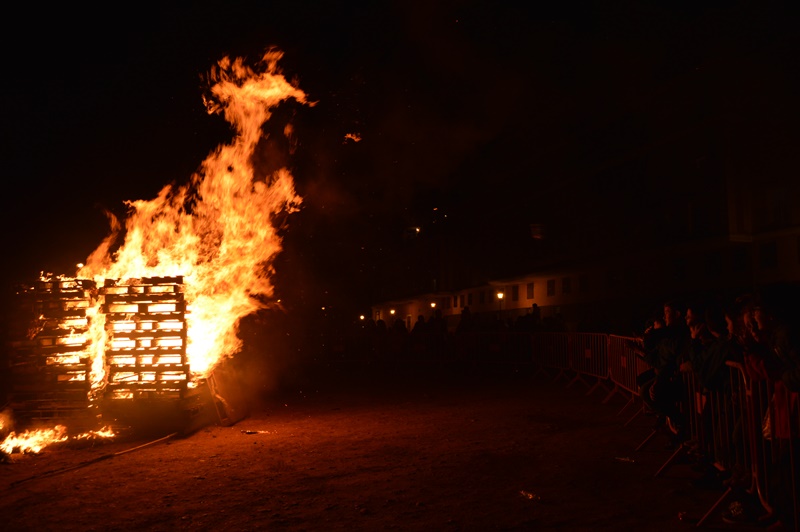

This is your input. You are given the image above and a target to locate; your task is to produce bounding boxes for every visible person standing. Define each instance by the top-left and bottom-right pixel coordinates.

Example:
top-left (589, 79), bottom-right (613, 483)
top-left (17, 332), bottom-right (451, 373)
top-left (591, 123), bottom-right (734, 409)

top-left (641, 299), bottom-right (691, 447)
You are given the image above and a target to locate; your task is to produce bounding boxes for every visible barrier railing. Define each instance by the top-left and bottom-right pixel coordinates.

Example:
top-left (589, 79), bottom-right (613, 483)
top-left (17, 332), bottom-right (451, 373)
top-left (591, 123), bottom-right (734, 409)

top-left (565, 333), bottom-right (609, 395)
top-left (605, 335), bottom-right (652, 419)
top-left (530, 332), bottom-right (570, 383)
top-left (717, 361), bottom-right (799, 530)
top-left (489, 331), bottom-right (798, 530)
top-left (344, 327), bottom-right (798, 530)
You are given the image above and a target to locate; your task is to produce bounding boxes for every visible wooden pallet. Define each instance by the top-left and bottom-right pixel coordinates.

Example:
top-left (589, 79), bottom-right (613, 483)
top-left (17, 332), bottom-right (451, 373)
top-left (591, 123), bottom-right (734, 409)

top-left (101, 277), bottom-right (189, 401)
top-left (8, 277), bottom-right (97, 424)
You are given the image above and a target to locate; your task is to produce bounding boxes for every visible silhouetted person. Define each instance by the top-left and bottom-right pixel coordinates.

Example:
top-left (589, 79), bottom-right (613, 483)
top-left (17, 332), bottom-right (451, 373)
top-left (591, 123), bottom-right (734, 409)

top-left (722, 288), bottom-right (800, 529)
top-left (641, 299), bottom-right (690, 447)
top-left (411, 314), bottom-right (427, 336)
top-left (387, 317), bottom-right (409, 362)
top-left (428, 309), bottom-right (449, 360)
top-left (455, 306), bottom-right (475, 335)
top-left (373, 319), bottom-right (389, 364)
top-left (531, 303), bottom-right (541, 329)
top-left (409, 315), bottom-right (429, 359)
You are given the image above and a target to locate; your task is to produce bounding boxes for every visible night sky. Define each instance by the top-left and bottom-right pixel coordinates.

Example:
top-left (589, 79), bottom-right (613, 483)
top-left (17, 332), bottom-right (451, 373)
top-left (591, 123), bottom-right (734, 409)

top-left (2, 2), bottom-right (797, 319)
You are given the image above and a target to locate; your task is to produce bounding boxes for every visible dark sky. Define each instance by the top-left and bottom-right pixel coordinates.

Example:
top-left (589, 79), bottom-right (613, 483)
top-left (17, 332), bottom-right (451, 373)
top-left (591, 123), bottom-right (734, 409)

top-left (2, 1), bottom-right (797, 316)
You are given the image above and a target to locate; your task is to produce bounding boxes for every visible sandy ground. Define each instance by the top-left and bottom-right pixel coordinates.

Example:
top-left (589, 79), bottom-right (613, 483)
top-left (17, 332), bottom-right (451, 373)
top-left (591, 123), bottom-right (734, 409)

top-left (0, 363), bottom-right (751, 531)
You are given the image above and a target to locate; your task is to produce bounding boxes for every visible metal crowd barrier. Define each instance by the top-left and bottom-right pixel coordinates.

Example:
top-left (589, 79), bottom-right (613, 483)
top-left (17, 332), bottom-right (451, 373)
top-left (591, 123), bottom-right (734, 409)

top-left (566, 333), bottom-right (609, 396)
top-left (530, 332), bottom-right (570, 383)
top-left (527, 333), bottom-right (799, 531)
top-left (351, 325), bottom-right (798, 529)
top-left (703, 361), bottom-right (800, 530)
top-left (605, 335), bottom-right (652, 419)
top-left (349, 326), bottom-right (798, 529)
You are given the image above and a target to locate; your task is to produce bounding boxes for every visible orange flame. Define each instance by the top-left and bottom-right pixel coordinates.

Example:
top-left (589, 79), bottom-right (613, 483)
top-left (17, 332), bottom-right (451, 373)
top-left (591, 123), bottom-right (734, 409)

top-left (0, 425), bottom-right (116, 455)
top-left (78, 49), bottom-right (309, 379)
top-left (1, 426), bottom-right (69, 454)
top-left (72, 426), bottom-right (116, 441)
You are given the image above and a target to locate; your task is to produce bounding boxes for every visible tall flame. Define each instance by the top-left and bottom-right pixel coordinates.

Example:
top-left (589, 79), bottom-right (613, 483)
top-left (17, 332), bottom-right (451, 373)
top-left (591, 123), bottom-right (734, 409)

top-left (79, 49), bottom-right (308, 378)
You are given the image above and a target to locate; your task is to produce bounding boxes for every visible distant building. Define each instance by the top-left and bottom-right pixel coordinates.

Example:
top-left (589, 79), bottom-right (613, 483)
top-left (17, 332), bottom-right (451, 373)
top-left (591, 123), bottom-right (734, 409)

top-left (372, 42), bottom-right (800, 334)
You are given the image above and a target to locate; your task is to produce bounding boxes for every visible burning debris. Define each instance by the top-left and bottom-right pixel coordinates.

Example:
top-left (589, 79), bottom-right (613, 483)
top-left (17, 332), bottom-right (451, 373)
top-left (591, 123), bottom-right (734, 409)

top-left (1, 425), bottom-right (68, 455)
top-left (7, 277), bottom-right (97, 428)
top-left (2, 49), bottom-right (309, 454)
top-left (101, 276), bottom-right (189, 402)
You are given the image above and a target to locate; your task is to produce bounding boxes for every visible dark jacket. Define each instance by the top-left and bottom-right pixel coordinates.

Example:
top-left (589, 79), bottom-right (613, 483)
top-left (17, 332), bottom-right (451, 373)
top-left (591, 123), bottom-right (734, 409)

top-left (643, 323), bottom-right (690, 375)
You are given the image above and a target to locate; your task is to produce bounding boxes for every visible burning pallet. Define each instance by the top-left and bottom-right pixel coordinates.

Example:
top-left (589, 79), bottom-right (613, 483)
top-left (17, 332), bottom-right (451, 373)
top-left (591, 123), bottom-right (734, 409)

top-left (98, 276), bottom-right (195, 431)
top-left (7, 277), bottom-right (97, 428)
top-left (7, 274), bottom-right (241, 435)
top-left (101, 276), bottom-right (189, 401)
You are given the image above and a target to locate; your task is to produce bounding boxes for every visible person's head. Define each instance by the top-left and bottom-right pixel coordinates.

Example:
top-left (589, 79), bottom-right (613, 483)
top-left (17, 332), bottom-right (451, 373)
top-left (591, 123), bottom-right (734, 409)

top-left (752, 305), bottom-right (772, 335)
top-left (737, 293), bottom-right (767, 342)
top-left (685, 298), bottom-right (708, 327)
top-left (733, 293), bottom-right (757, 340)
top-left (721, 300), bottom-right (743, 340)
top-left (685, 308), bottom-right (701, 328)
top-left (663, 300), bottom-right (684, 327)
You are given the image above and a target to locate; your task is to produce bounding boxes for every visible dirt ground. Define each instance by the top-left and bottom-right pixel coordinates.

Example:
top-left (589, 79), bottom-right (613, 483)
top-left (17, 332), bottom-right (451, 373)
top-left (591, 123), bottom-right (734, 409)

top-left (0, 362), bottom-right (752, 531)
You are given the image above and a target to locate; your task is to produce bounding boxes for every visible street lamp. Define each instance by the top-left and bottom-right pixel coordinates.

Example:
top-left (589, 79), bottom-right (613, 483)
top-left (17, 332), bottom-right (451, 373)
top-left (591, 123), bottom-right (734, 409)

top-left (496, 291), bottom-right (504, 316)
